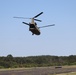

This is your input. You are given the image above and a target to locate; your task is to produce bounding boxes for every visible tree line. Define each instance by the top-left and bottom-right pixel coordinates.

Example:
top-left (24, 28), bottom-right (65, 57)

top-left (0, 54), bottom-right (76, 68)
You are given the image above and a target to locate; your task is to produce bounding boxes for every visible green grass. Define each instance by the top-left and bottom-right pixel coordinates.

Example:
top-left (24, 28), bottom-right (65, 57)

top-left (56, 72), bottom-right (76, 75)
top-left (48, 72), bottom-right (76, 75)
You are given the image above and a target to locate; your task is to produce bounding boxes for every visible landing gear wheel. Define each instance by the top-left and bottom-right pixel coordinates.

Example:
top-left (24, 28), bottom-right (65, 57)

top-left (32, 33), bottom-right (34, 35)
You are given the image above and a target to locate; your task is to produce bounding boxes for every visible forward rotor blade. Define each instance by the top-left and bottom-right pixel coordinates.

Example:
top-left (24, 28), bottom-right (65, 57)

top-left (38, 24), bottom-right (55, 28)
top-left (34, 19), bottom-right (42, 22)
top-left (22, 22), bottom-right (30, 25)
top-left (33, 12), bottom-right (43, 18)
top-left (13, 17), bottom-right (31, 19)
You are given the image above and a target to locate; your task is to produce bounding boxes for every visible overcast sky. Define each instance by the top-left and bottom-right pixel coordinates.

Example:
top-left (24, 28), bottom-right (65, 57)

top-left (0, 0), bottom-right (76, 57)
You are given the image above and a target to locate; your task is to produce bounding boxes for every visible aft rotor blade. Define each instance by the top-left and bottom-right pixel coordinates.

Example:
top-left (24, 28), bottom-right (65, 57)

top-left (22, 22), bottom-right (30, 25)
top-left (38, 24), bottom-right (55, 28)
top-left (33, 12), bottom-right (43, 18)
top-left (13, 17), bottom-right (31, 19)
top-left (34, 19), bottom-right (42, 22)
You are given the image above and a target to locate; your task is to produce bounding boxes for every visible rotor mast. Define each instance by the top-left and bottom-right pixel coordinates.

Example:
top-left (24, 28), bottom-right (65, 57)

top-left (31, 18), bottom-right (35, 24)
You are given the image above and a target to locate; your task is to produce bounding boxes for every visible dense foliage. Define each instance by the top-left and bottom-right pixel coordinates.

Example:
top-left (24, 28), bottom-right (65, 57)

top-left (0, 54), bottom-right (76, 68)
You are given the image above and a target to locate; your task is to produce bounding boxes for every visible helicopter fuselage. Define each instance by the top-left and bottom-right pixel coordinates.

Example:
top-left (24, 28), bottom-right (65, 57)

top-left (29, 23), bottom-right (40, 35)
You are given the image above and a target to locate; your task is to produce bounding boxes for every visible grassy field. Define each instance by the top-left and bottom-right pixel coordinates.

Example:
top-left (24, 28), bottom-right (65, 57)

top-left (56, 72), bottom-right (76, 75)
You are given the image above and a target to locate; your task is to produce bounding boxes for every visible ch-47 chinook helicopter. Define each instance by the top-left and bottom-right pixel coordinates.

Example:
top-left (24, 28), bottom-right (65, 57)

top-left (14, 12), bottom-right (55, 35)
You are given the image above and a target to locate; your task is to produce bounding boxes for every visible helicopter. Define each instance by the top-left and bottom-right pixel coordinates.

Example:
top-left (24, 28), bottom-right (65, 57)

top-left (14, 12), bottom-right (55, 35)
